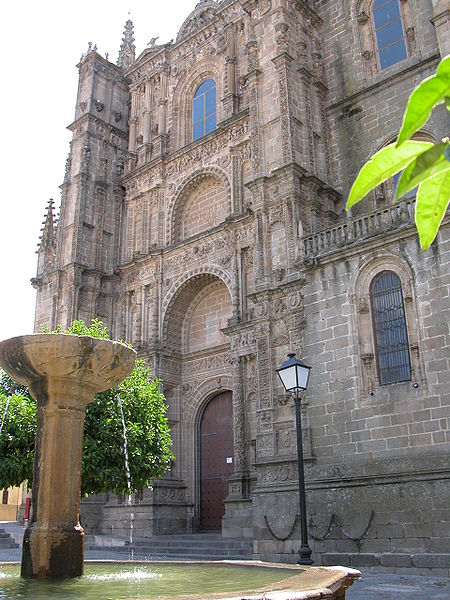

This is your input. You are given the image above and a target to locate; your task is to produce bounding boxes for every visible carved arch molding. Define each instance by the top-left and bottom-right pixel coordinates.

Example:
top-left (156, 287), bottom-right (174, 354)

top-left (167, 167), bottom-right (232, 244)
top-left (162, 269), bottom-right (233, 353)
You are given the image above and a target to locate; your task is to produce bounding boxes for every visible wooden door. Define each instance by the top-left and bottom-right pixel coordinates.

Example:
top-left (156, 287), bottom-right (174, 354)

top-left (200, 391), bottom-right (234, 530)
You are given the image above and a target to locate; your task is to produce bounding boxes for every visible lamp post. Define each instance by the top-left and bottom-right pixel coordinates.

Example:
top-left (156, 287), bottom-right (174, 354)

top-left (276, 352), bottom-right (313, 566)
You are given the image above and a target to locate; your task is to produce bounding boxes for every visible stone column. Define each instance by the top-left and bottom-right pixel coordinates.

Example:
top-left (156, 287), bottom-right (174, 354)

top-left (128, 89), bottom-right (138, 152)
top-left (231, 356), bottom-right (246, 474)
top-left (0, 334), bottom-right (135, 579)
top-left (143, 81), bottom-right (152, 145)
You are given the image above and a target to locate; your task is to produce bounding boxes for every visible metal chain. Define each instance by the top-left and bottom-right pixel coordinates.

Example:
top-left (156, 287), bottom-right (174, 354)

top-left (311, 510), bottom-right (375, 542)
top-left (264, 514), bottom-right (300, 542)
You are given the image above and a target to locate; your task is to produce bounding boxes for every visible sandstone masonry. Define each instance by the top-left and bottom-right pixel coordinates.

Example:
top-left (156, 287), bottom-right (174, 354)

top-left (33, 0), bottom-right (449, 572)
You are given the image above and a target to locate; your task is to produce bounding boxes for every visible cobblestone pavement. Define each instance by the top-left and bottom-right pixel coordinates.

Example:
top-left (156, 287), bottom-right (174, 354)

top-left (347, 570), bottom-right (450, 600)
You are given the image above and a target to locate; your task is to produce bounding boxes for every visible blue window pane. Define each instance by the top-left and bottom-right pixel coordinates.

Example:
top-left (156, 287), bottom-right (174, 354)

top-left (192, 79), bottom-right (217, 141)
top-left (205, 89), bottom-right (216, 116)
top-left (371, 271), bottom-right (411, 385)
top-left (195, 79), bottom-right (215, 97)
top-left (193, 96), bottom-right (204, 125)
top-left (373, 0), bottom-right (401, 29)
top-left (376, 19), bottom-right (404, 48)
top-left (205, 115), bottom-right (217, 135)
top-left (193, 122), bottom-right (204, 142)
top-left (379, 39), bottom-right (407, 69)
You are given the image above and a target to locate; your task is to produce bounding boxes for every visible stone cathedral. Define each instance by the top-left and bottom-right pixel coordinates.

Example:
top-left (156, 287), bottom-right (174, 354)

top-left (33, 1), bottom-right (449, 568)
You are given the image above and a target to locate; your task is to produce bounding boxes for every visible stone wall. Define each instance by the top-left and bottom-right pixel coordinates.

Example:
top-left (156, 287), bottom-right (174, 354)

top-left (34, 0), bottom-right (449, 571)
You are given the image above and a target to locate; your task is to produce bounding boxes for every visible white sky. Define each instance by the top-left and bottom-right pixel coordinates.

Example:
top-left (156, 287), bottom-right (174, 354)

top-left (0, 0), bottom-right (199, 342)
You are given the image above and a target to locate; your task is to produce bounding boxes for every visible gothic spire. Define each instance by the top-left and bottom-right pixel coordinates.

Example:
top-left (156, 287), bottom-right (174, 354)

top-left (117, 19), bottom-right (136, 69)
top-left (39, 199), bottom-right (56, 250)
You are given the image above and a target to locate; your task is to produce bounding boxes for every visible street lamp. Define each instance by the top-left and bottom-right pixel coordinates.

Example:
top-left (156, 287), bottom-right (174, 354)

top-left (276, 352), bottom-right (313, 565)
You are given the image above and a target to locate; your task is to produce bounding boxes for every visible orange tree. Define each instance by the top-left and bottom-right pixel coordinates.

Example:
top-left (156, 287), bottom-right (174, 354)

top-left (0, 320), bottom-right (173, 495)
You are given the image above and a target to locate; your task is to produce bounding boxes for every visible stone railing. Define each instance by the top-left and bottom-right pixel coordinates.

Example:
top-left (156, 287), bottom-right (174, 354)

top-left (303, 198), bottom-right (415, 259)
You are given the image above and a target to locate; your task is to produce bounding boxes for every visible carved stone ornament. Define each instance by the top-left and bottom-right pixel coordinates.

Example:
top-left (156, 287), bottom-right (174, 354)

top-left (176, 0), bottom-right (218, 42)
top-left (94, 99), bottom-right (104, 112)
top-left (357, 11), bottom-right (369, 24)
top-left (358, 297), bottom-right (370, 314)
top-left (114, 111), bottom-right (123, 123)
top-left (79, 101), bottom-right (87, 111)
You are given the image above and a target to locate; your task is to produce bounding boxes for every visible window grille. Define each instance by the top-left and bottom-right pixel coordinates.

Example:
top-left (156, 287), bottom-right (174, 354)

top-left (370, 271), bottom-right (411, 384)
top-left (192, 79), bottom-right (217, 141)
top-left (372, 0), bottom-right (408, 69)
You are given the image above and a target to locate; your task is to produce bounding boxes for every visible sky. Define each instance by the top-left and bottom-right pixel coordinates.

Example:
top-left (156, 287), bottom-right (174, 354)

top-left (0, 0), bottom-right (199, 342)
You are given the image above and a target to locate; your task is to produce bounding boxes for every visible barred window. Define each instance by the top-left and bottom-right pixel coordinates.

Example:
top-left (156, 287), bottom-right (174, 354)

top-left (372, 0), bottom-right (407, 69)
top-left (192, 79), bottom-right (217, 142)
top-left (370, 271), bottom-right (411, 384)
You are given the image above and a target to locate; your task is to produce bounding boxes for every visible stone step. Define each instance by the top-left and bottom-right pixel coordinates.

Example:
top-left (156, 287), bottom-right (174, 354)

top-left (132, 538), bottom-right (250, 549)
top-left (86, 534), bottom-right (252, 560)
top-left (0, 533), bottom-right (19, 549)
top-left (128, 545), bottom-right (249, 556)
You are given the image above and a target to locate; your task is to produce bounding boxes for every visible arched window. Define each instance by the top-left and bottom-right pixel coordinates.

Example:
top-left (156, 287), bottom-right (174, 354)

top-left (193, 79), bottom-right (217, 142)
top-left (370, 271), bottom-right (411, 385)
top-left (372, 0), bottom-right (408, 69)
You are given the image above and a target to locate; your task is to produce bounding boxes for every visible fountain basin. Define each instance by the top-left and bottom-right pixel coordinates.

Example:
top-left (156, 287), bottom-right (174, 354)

top-left (0, 560), bottom-right (360, 599)
top-left (0, 334), bottom-right (136, 579)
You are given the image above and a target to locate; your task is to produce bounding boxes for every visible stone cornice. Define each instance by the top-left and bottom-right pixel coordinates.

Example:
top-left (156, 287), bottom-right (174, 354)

top-left (326, 53), bottom-right (440, 113)
top-left (67, 112), bottom-right (128, 141)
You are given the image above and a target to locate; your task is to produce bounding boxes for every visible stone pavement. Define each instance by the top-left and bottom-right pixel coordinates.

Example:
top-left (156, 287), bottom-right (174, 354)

top-left (346, 570), bottom-right (450, 600)
top-left (1, 523), bottom-right (449, 599)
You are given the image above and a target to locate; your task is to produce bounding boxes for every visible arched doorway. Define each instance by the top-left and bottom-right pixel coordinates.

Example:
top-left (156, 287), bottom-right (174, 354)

top-left (199, 391), bottom-right (234, 530)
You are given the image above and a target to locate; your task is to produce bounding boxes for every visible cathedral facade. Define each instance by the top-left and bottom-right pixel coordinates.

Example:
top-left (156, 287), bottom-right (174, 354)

top-left (33, 1), bottom-right (449, 568)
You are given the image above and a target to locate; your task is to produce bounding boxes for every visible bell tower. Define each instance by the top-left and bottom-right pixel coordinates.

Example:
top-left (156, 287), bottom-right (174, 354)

top-left (34, 26), bottom-right (133, 331)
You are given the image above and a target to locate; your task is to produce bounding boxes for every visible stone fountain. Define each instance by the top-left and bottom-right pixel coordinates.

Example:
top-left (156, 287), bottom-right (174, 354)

top-left (0, 333), bottom-right (135, 579)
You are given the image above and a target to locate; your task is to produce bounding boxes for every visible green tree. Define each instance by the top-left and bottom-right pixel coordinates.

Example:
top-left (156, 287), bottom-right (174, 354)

top-left (0, 320), bottom-right (173, 495)
top-left (0, 386), bottom-right (36, 490)
top-left (346, 55), bottom-right (450, 251)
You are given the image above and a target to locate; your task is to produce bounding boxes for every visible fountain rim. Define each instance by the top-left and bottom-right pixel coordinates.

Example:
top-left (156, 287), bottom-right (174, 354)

top-left (0, 332), bottom-right (136, 388)
top-left (0, 332), bottom-right (133, 349)
top-left (0, 559), bottom-right (361, 600)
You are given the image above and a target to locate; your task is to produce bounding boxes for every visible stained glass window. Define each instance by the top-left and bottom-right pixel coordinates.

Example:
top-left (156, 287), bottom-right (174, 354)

top-left (370, 271), bottom-right (411, 385)
top-left (193, 79), bottom-right (217, 142)
top-left (373, 0), bottom-right (408, 69)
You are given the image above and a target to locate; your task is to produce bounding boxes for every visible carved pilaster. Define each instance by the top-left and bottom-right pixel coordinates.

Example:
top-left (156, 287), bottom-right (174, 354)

top-left (273, 51), bottom-right (295, 165)
top-left (231, 356), bottom-right (246, 474)
top-left (298, 65), bottom-right (314, 173)
top-left (230, 152), bottom-right (242, 214)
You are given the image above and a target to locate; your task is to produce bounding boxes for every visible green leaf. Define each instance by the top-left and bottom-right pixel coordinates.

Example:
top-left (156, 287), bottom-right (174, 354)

top-left (415, 170), bottom-right (450, 251)
top-left (437, 55), bottom-right (450, 78)
top-left (396, 141), bottom-right (450, 198)
top-left (397, 56), bottom-right (450, 146)
top-left (346, 141), bottom-right (433, 209)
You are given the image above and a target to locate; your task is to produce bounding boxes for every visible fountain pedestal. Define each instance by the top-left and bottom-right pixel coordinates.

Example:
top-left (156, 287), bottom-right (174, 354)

top-left (0, 334), bottom-right (135, 579)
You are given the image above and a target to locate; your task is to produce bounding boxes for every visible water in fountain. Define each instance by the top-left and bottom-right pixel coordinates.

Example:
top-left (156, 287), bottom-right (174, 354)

top-left (0, 562), bottom-right (301, 599)
top-left (116, 387), bottom-right (134, 560)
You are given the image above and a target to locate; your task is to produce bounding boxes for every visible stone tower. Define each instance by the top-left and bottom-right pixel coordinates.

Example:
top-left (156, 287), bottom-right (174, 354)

top-left (34, 1), bottom-right (450, 569)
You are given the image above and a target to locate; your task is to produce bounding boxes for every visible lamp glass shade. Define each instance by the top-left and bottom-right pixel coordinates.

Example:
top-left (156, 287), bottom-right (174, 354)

top-left (277, 353), bottom-right (311, 392)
